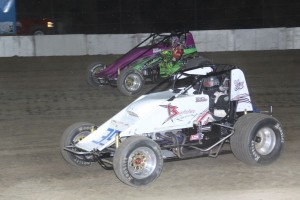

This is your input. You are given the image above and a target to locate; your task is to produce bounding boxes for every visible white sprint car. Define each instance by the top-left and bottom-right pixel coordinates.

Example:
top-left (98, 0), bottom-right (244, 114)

top-left (60, 64), bottom-right (284, 187)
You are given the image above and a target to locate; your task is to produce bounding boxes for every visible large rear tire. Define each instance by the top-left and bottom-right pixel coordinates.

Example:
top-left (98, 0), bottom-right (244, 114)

top-left (60, 122), bottom-right (95, 167)
top-left (117, 68), bottom-right (144, 96)
top-left (113, 136), bottom-right (163, 187)
top-left (230, 113), bottom-right (284, 165)
top-left (86, 62), bottom-right (106, 87)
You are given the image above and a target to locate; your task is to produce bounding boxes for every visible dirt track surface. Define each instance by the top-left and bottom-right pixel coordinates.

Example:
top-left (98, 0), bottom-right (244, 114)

top-left (0, 51), bottom-right (299, 200)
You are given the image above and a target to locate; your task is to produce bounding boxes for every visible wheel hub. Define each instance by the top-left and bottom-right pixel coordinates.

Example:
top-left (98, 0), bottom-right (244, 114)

top-left (128, 147), bottom-right (157, 179)
top-left (125, 74), bottom-right (141, 91)
top-left (126, 77), bottom-right (134, 87)
top-left (255, 127), bottom-right (276, 155)
top-left (131, 153), bottom-right (146, 170)
top-left (255, 136), bottom-right (262, 143)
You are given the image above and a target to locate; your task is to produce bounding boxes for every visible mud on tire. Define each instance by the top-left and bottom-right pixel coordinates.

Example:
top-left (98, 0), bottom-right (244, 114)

top-left (113, 136), bottom-right (163, 187)
top-left (230, 113), bottom-right (284, 165)
top-left (60, 122), bottom-right (95, 167)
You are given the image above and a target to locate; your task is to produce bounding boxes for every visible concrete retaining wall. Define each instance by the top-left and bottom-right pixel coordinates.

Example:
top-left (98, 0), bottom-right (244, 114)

top-left (1, 27), bottom-right (300, 57)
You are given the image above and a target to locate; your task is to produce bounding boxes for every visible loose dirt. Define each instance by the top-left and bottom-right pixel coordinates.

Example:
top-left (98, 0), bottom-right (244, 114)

top-left (0, 51), bottom-right (299, 200)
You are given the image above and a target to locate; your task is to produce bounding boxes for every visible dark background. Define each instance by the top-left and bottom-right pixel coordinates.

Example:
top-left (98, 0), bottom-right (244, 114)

top-left (16, 0), bottom-right (300, 34)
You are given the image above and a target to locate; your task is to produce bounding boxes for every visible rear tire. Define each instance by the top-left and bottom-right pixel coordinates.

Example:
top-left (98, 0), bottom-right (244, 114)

top-left (60, 122), bottom-right (95, 167)
top-left (230, 113), bottom-right (284, 165)
top-left (86, 62), bottom-right (106, 87)
top-left (117, 68), bottom-right (144, 96)
top-left (113, 136), bottom-right (163, 186)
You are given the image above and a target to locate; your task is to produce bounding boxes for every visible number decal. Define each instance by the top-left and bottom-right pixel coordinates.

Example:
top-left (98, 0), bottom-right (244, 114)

top-left (92, 128), bottom-right (120, 146)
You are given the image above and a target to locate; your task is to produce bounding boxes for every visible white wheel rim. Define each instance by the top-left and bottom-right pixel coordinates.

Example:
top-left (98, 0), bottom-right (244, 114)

top-left (254, 127), bottom-right (276, 155)
top-left (125, 73), bottom-right (142, 92)
top-left (128, 147), bottom-right (157, 179)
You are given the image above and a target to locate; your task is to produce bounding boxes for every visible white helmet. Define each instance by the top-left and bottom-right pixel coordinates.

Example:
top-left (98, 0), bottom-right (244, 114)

top-left (203, 76), bottom-right (219, 88)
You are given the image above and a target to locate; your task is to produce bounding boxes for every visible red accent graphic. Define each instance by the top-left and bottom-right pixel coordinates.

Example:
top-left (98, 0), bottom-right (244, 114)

top-left (160, 103), bottom-right (179, 124)
top-left (195, 109), bottom-right (209, 125)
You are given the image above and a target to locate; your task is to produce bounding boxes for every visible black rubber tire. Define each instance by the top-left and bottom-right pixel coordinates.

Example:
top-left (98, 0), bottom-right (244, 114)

top-left (86, 62), bottom-right (106, 87)
top-left (117, 68), bottom-right (144, 96)
top-left (60, 122), bottom-right (95, 167)
top-left (230, 113), bottom-right (284, 165)
top-left (113, 136), bottom-right (163, 187)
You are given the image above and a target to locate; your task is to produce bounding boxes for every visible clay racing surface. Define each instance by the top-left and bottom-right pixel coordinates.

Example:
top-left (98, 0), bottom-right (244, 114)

top-left (0, 51), bottom-right (299, 200)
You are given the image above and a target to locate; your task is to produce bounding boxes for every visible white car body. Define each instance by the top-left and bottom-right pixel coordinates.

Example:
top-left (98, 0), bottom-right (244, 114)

top-left (76, 67), bottom-right (253, 152)
top-left (61, 64), bottom-right (284, 187)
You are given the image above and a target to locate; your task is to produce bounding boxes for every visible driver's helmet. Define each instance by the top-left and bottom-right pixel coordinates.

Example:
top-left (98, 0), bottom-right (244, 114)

top-left (203, 76), bottom-right (220, 88)
top-left (172, 45), bottom-right (183, 61)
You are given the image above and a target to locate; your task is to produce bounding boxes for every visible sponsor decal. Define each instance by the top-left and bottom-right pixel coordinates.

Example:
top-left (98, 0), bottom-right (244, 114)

top-left (110, 119), bottom-right (129, 130)
top-left (234, 79), bottom-right (244, 91)
top-left (275, 123), bottom-right (285, 143)
top-left (190, 134), bottom-right (199, 141)
top-left (153, 48), bottom-right (162, 53)
top-left (160, 103), bottom-right (196, 125)
top-left (160, 104), bottom-right (179, 124)
top-left (251, 140), bottom-right (260, 161)
top-left (92, 128), bottom-right (120, 146)
top-left (196, 97), bottom-right (207, 102)
top-left (122, 157), bottom-right (133, 181)
top-left (232, 93), bottom-right (251, 104)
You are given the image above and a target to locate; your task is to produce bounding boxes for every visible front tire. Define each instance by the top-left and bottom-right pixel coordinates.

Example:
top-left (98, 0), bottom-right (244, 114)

top-left (113, 136), bottom-right (163, 187)
top-left (117, 68), bottom-right (144, 96)
top-left (86, 62), bottom-right (106, 87)
top-left (230, 113), bottom-right (284, 165)
top-left (60, 122), bottom-right (95, 167)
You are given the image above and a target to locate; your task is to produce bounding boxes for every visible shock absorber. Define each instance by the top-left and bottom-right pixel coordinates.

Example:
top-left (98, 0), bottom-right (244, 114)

top-left (196, 123), bottom-right (204, 145)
